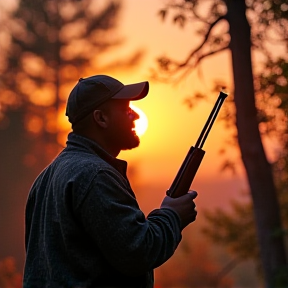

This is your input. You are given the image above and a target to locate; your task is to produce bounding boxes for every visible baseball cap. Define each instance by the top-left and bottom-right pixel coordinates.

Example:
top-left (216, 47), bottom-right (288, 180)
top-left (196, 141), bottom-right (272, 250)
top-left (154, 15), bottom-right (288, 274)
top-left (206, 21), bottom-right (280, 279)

top-left (66, 75), bottom-right (149, 124)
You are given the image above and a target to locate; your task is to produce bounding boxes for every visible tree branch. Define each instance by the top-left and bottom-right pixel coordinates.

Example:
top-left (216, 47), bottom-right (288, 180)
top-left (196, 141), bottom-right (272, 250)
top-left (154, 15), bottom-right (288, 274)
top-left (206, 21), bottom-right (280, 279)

top-left (176, 44), bottom-right (230, 82)
top-left (212, 257), bottom-right (240, 286)
top-left (178, 15), bottom-right (227, 68)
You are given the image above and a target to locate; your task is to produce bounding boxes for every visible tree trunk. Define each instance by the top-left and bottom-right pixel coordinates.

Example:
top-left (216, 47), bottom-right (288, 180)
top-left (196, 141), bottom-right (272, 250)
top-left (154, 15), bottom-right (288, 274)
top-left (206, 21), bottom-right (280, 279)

top-left (0, 108), bottom-right (36, 270)
top-left (226, 0), bottom-right (287, 287)
top-left (0, 108), bottom-right (59, 271)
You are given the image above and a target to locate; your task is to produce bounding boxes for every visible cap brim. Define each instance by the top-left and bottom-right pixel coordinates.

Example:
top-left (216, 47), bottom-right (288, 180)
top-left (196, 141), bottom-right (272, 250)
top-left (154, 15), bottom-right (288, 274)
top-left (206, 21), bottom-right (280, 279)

top-left (112, 81), bottom-right (149, 101)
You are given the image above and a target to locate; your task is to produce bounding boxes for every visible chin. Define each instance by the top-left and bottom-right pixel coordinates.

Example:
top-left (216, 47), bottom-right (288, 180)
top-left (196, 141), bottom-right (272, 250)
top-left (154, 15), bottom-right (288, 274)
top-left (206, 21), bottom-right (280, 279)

top-left (122, 135), bottom-right (140, 150)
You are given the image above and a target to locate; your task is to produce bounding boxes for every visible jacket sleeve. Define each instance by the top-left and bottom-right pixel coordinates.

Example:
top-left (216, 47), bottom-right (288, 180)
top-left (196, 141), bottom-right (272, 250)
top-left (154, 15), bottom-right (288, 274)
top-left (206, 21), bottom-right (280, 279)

top-left (75, 168), bottom-right (182, 276)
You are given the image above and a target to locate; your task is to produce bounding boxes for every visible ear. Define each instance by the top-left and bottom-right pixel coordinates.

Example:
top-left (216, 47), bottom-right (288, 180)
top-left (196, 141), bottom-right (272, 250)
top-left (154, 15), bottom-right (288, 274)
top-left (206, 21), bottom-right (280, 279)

top-left (93, 110), bottom-right (109, 128)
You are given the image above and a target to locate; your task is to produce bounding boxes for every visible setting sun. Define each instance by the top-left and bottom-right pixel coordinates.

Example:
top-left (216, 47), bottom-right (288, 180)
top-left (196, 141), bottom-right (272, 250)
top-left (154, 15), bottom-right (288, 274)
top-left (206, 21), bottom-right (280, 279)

top-left (130, 104), bottom-right (148, 137)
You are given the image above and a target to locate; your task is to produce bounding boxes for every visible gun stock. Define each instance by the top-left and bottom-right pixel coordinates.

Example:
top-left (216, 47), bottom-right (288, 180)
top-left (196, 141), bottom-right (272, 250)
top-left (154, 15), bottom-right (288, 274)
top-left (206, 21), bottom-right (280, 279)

top-left (167, 91), bottom-right (228, 198)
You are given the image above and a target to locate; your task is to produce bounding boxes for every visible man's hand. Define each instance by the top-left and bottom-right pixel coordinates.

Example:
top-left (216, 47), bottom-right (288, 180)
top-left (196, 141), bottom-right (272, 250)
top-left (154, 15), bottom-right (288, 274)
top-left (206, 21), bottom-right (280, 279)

top-left (160, 191), bottom-right (198, 229)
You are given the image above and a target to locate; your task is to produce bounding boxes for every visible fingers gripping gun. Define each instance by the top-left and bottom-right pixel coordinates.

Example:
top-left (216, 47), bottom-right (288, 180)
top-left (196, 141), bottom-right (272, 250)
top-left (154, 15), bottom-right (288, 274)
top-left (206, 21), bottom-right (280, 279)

top-left (167, 91), bottom-right (228, 198)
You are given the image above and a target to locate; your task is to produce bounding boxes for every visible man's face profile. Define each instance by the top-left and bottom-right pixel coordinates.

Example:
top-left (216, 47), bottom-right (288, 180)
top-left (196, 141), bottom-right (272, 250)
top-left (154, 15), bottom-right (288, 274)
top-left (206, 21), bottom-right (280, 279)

top-left (101, 99), bottom-right (140, 151)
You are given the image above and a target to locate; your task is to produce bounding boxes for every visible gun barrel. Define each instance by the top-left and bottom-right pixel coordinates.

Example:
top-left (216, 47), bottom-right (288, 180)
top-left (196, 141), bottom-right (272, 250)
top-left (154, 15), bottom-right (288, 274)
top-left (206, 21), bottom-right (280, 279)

top-left (195, 91), bottom-right (228, 149)
top-left (166, 91), bottom-right (228, 198)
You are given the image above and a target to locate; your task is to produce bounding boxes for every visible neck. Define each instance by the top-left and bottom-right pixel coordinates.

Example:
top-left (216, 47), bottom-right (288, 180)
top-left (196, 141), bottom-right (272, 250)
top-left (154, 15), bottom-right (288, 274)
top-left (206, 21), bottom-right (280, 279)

top-left (94, 138), bottom-right (121, 158)
top-left (74, 131), bottom-right (120, 158)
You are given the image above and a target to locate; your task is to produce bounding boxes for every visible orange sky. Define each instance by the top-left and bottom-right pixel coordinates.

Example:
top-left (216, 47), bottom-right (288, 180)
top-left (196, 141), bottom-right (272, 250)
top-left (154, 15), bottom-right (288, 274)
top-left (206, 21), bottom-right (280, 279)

top-left (95, 0), bottom-right (249, 214)
top-left (0, 0), bottom-right (262, 283)
top-left (0, 0), bottom-right (251, 214)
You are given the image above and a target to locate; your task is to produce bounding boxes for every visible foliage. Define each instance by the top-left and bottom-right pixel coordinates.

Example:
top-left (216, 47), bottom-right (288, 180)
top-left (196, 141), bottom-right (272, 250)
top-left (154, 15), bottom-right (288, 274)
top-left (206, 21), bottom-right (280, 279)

top-left (219, 57), bottom-right (288, 173)
top-left (0, 257), bottom-right (22, 288)
top-left (155, 0), bottom-right (288, 285)
top-left (155, 239), bottom-right (234, 288)
top-left (203, 40), bottom-right (288, 288)
top-left (202, 201), bottom-right (258, 261)
top-left (0, 0), bottom-right (124, 146)
top-left (201, 57), bottom-right (288, 288)
top-left (256, 58), bottom-right (288, 136)
top-left (154, 0), bottom-right (288, 82)
top-left (0, 0), bottom-right (142, 274)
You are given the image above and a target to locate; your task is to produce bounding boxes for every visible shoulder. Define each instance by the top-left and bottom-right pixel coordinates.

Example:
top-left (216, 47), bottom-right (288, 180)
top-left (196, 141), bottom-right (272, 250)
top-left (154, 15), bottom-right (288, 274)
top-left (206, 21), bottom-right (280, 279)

top-left (56, 148), bottom-right (112, 176)
top-left (54, 149), bottom-right (129, 204)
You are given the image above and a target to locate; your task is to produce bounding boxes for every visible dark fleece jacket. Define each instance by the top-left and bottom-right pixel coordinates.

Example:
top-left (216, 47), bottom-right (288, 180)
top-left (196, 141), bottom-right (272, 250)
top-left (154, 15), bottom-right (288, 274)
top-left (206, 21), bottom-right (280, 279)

top-left (24, 132), bottom-right (182, 288)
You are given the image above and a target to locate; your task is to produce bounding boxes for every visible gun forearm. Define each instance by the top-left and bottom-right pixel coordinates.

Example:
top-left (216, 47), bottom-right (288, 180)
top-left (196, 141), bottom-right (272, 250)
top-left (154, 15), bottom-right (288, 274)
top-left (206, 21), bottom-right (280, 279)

top-left (167, 147), bottom-right (205, 198)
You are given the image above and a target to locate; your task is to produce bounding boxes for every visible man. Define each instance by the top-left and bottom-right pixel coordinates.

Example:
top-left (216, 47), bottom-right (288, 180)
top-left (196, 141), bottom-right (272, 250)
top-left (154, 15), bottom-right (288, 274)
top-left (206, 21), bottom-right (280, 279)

top-left (24, 75), bottom-right (198, 288)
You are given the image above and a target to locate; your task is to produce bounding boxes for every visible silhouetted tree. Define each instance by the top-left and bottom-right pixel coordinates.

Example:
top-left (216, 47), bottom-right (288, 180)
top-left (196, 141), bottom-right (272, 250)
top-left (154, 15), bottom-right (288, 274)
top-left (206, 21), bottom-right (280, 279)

top-left (0, 257), bottom-right (22, 288)
top-left (202, 57), bottom-right (288, 283)
top-left (0, 0), bottom-right (142, 271)
top-left (155, 238), bottom-right (234, 288)
top-left (155, 0), bottom-right (288, 287)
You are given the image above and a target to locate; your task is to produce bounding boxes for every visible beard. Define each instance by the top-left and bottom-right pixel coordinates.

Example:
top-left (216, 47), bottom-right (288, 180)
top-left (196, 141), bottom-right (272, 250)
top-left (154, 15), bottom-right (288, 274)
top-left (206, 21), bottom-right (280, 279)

top-left (108, 122), bottom-right (140, 152)
top-left (121, 130), bottom-right (140, 150)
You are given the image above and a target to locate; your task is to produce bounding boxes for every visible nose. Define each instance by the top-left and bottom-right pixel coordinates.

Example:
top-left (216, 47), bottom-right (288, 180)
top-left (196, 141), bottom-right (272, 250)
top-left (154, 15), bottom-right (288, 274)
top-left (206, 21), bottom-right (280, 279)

top-left (130, 109), bottom-right (139, 121)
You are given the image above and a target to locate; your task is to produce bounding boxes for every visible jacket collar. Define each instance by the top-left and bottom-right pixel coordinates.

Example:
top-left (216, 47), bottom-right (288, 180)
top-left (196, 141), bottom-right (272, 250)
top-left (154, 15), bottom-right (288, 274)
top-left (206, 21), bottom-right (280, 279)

top-left (66, 132), bottom-right (128, 177)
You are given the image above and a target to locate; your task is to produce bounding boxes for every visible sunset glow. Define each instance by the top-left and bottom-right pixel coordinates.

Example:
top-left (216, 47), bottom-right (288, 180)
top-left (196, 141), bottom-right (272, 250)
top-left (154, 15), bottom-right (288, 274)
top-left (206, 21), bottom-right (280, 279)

top-left (0, 1), bottom-right (251, 286)
top-left (130, 103), bottom-right (148, 137)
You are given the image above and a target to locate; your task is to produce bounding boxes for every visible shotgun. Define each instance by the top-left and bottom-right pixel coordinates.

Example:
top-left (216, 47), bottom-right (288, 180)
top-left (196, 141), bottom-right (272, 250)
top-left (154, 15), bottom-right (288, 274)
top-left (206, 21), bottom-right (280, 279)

top-left (166, 91), bottom-right (228, 198)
